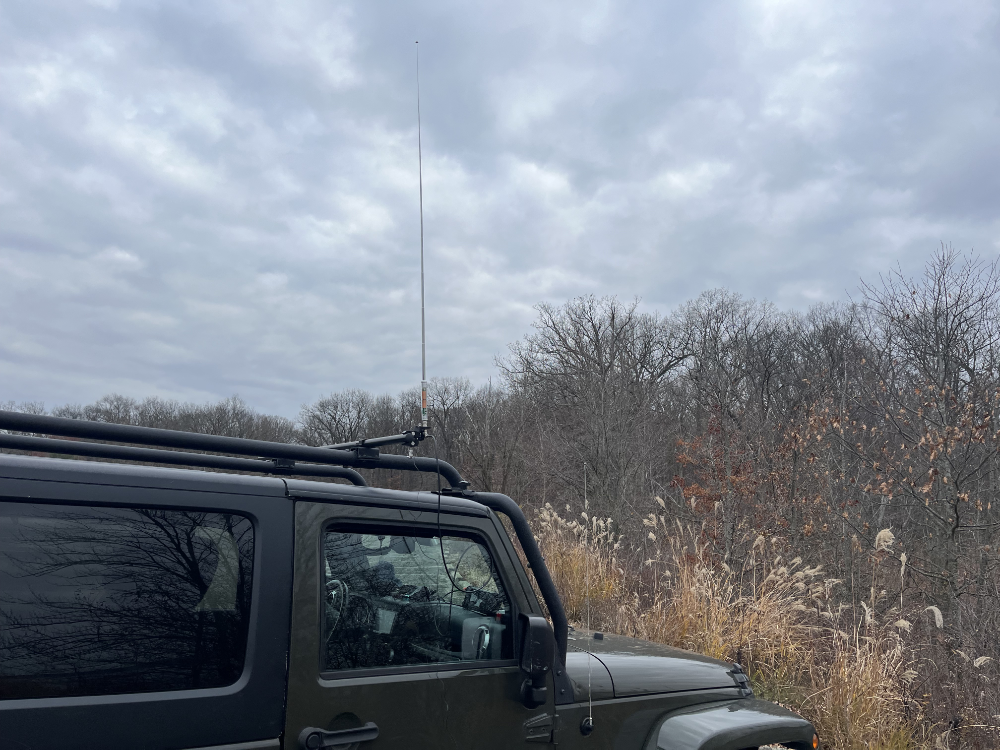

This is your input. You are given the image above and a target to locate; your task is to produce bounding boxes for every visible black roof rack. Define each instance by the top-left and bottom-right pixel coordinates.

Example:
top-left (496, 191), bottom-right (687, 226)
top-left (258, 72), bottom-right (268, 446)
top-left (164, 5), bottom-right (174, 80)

top-left (0, 410), bottom-right (467, 489)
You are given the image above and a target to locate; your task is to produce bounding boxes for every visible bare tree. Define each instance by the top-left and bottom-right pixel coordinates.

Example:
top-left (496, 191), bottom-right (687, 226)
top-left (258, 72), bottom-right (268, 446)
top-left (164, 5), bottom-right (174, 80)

top-left (454, 382), bottom-right (529, 496)
top-left (49, 394), bottom-right (295, 442)
top-left (674, 290), bottom-right (806, 558)
top-left (299, 389), bottom-right (377, 446)
top-left (499, 296), bottom-right (689, 528)
top-left (854, 247), bottom-right (1000, 644)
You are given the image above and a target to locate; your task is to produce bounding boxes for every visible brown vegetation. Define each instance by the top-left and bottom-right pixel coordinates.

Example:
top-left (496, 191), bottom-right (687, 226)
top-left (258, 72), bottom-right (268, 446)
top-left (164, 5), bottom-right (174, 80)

top-left (536, 505), bottom-right (927, 750)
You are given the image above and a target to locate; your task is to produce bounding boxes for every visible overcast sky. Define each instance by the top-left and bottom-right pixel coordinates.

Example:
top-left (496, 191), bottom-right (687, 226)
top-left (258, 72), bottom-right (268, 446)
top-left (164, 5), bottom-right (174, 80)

top-left (2, 0), bottom-right (999, 416)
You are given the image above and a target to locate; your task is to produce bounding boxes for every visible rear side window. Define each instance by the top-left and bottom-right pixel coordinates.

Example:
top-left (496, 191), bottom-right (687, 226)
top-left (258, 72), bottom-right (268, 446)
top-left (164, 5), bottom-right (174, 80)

top-left (0, 501), bottom-right (254, 700)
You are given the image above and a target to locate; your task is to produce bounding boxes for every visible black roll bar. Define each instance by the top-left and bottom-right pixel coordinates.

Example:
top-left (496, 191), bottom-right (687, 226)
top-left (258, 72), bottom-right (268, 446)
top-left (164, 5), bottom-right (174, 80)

top-left (0, 411), bottom-right (464, 488)
top-left (0, 433), bottom-right (367, 486)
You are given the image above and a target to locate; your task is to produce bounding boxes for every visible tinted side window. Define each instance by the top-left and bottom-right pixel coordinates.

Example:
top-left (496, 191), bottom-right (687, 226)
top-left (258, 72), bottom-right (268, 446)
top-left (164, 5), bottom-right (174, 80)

top-left (0, 501), bottom-right (254, 700)
top-left (323, 529), bottom-right (513, 671)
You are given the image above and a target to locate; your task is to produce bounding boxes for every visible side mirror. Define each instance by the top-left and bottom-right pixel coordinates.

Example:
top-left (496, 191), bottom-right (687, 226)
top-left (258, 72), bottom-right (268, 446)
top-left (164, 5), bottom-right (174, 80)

top-left (519, 614), bottom-right (553, 708)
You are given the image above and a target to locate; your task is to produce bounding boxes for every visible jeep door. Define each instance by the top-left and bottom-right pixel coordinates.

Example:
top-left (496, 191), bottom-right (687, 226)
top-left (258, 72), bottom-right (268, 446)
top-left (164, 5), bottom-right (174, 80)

top-left (283, 498), bottom-right (555, 750)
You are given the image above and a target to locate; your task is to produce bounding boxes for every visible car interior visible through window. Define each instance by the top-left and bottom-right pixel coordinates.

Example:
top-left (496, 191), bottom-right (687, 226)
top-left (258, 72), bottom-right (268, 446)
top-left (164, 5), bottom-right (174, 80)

top-left (322, 528), bottom-right (513, 672)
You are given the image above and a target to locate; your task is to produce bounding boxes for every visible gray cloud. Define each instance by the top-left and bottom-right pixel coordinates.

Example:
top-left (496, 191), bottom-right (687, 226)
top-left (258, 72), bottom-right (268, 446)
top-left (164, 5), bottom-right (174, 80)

top-left (1, 0), bottom-right (999, 414)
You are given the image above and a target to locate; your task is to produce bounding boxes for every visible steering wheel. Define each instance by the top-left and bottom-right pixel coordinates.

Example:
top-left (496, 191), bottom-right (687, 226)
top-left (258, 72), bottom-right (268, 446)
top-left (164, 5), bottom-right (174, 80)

top-left (325, 579), bottom-right (349, 636)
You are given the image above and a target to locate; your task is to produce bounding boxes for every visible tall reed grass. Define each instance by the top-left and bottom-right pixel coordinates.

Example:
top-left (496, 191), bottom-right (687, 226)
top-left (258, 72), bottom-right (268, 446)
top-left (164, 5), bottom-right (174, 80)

top-left (534, 503), bottom-right (941, 750)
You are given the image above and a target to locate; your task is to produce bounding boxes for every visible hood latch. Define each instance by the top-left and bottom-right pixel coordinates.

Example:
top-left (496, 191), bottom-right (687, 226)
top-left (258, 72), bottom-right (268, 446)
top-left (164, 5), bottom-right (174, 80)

top-left (729, 663), bottom-right (754, 697)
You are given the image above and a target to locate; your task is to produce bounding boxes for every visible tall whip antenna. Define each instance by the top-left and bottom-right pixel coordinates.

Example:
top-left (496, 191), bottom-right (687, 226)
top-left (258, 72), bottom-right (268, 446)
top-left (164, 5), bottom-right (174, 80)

top-left (416, 41), bottom-right (428, 430)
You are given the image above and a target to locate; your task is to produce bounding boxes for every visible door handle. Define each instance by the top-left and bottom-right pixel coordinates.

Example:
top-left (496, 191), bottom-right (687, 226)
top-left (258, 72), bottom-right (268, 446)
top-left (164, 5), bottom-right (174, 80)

top-left (299, 722), bottom-right (379, 749)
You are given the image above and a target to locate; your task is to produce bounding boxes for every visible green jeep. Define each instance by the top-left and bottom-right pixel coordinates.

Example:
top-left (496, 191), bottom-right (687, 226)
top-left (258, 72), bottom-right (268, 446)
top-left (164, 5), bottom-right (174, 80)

top-left (0, 411), bottom-right (820, 750)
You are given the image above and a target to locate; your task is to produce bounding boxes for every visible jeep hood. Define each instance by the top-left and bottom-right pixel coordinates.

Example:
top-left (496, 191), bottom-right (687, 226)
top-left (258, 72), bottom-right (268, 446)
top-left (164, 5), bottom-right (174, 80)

top-left (566, 628), bottom-right (740, 699)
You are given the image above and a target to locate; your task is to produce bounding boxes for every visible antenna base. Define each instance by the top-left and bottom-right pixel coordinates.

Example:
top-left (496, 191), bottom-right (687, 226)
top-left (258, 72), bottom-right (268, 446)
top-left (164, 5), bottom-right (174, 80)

top-left (321, 425), bottom-right (428, 455)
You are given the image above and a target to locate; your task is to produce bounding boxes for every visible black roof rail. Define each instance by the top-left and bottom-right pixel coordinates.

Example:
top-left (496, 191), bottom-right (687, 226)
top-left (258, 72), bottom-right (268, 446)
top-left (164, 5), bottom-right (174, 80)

top-left (0, 433), bottom-right (368, 486)
top-left (0, 410), bottom-right (467, 489)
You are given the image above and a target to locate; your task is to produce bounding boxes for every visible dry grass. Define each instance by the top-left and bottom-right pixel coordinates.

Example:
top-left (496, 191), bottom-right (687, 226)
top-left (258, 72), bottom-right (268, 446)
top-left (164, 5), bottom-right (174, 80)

top-left (535, 504), bottom-right (931, 750)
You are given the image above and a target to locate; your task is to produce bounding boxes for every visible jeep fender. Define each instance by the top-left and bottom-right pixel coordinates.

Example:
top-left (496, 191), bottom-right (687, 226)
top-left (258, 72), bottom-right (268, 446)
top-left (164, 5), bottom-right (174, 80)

top-left (644, 698), bottom-right (818, 750)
